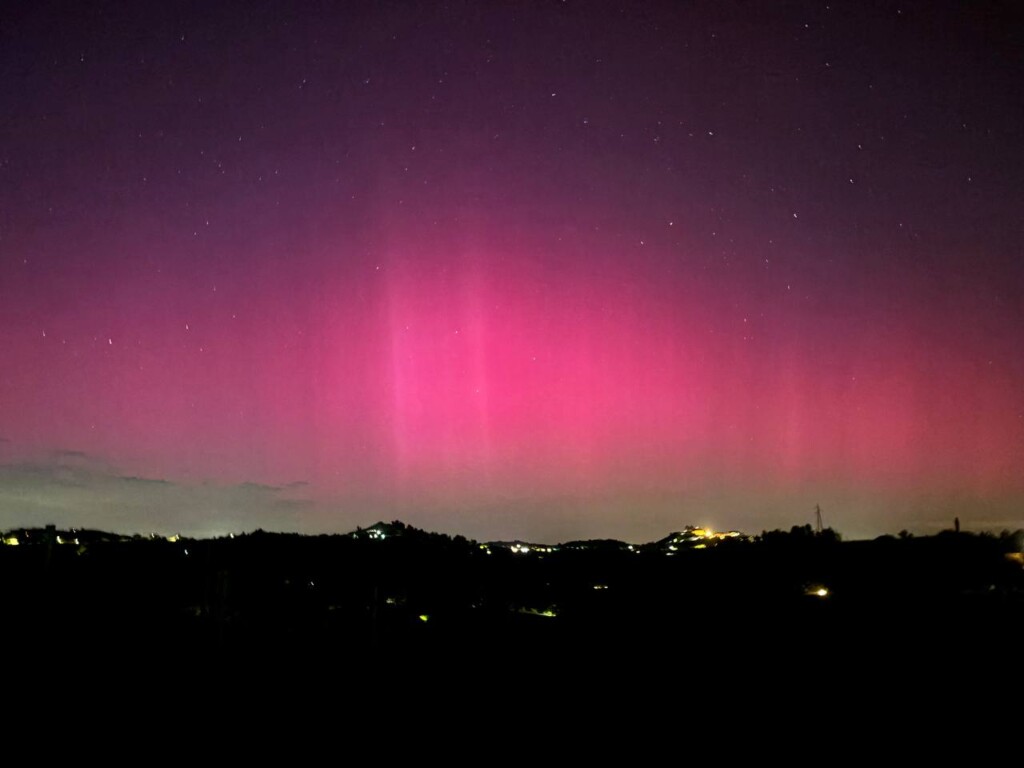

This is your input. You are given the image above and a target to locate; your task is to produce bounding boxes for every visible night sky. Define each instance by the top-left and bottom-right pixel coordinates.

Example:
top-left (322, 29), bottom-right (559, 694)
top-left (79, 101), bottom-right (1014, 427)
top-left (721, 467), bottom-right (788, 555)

top-left (2, 0), bottom-right (1022, 541)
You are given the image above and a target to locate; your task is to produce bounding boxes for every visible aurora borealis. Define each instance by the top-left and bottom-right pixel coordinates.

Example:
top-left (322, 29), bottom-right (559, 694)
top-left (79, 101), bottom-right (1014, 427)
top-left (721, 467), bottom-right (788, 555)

top-left (1, 1), bottom-right (1021, 541)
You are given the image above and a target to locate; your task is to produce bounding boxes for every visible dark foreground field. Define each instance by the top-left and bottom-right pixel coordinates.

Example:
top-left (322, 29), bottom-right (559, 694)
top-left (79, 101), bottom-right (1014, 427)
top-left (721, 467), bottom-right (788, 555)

top-left (3, 525), bottom-right (1021, 684)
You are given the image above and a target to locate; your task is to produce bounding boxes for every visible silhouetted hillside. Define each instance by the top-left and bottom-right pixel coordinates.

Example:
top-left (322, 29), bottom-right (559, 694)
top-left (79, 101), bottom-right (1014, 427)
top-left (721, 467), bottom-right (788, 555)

top-left (1, 521), bottom-right (1021, 678)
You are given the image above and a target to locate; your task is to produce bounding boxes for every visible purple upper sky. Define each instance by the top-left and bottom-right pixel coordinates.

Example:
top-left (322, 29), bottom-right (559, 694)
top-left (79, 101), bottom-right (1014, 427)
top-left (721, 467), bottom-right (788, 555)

top-left (1, 1), bottom-right (1022, 541)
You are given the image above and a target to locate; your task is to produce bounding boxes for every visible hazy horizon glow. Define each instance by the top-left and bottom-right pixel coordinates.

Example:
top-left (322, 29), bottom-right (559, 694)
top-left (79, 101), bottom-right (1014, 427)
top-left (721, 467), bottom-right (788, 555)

top-left (2, 1), bottom-right (1022, 541)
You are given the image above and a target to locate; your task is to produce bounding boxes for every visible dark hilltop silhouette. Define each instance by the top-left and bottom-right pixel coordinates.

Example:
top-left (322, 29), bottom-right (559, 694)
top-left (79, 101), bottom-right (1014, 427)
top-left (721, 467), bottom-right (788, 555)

top-left (2, 519), bottom-right (1022, 683)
